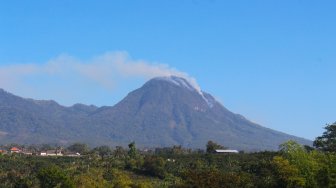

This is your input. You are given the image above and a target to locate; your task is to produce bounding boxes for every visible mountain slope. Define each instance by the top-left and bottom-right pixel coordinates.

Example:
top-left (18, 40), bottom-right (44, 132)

top-left (0, 89), bottom-right (97, 144)
top-left (0, 77), bottom-right (311, 150)
top-left (90, 76), bottom-right (310, 150)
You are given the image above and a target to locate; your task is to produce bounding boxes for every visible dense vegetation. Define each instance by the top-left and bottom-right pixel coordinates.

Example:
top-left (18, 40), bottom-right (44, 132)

top-left (0, 123), bottom-right (335, 188)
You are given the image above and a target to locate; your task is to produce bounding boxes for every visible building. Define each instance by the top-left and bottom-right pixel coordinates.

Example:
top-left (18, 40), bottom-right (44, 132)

top-left (40, 150), bottom-right (63, 156)
top-left (63, 152), bottom-right (81, 157)
top-left (215, 149), bottom-right (239, 154)
top-left (10, 147), bottom-right (21, 153)
top-left (22, 150), bottom-right (33, 155)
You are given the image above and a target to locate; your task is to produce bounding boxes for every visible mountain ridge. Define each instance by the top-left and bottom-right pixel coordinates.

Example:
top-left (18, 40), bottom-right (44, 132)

top-left (0, 76), bottom-right (311, 150)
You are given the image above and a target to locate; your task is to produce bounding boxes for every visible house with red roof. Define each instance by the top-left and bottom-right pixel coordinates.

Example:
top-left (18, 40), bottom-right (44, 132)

top-left (10, 147), bottom-right (21, 153)
top-left (0, 149), bottom-right (7, 154)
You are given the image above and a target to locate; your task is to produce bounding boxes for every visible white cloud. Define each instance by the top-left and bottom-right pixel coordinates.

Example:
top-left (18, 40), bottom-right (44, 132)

top-left (0, 51), bottom-right (201, 105)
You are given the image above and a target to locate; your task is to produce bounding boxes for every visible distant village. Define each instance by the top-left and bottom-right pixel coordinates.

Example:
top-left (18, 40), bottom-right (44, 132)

top-left (0, 144), bottom-right (239, 157)
top-left (0, 146), bottom-right (81, 157)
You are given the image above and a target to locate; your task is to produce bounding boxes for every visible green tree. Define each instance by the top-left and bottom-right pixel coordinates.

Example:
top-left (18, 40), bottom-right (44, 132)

top-left (143, 156), bottom-right (166, 179)
top-left (272, 156), bottom-right (305, 188)
top-left (128, 141), bottom-right (137, 159)
top-left (67, 143), bottom-right (89, 154)
top-left (40, 144), bottom-right (56, 151)
top-left (206, 140), bottom-right (226, 154)
top-left (105, 169), bottom-right (132, 188)
top-left (182, 168), bottom-right (253, 188)
top-left (279, 140), bottom-right (319, 187)
top-left (93, 145), bottom-right (112, 159)
top-left (314, 122), bottom-right (336, 152)
top-left (113, 146), bottom-right (127, 158)
top-left (37, 165), bottom-right (75, 188)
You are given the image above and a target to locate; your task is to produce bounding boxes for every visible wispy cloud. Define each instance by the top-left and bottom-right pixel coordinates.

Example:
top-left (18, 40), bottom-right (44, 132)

top-left (0, 51), bottom-right (200, 105)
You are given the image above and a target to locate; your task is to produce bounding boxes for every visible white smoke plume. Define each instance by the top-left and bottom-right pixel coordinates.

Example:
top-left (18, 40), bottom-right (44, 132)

top-left (0, 51), bottom-right (202, 104)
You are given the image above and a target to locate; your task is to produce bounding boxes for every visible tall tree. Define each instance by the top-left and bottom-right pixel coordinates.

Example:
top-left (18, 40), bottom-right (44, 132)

top-left (272, 156), bottom-right (306, 187)
top-left (128, 141), bottom-right (137, 159)
top-left (206, 140), bottom-right (227, 153)
top-left (113, 146), bottom-right (127, 158)
top-left (67, 143), bottom-right (89, 154)
top-left (314, 122), bottom-right (336, 152)
top-left (93, 145), bottom-right (112, 159)
top-left (279, 140), bottom-right (319, 187)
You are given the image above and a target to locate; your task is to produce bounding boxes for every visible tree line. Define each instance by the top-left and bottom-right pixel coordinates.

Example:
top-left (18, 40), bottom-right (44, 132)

top-left (0, 122), bottom-right (335, 187)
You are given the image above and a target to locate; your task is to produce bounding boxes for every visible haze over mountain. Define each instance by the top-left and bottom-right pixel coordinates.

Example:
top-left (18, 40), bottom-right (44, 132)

top-left (0, 76), bottom-right (310, 150)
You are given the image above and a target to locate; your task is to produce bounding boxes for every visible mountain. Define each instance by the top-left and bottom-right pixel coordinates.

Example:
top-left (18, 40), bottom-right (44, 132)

top-left (0, 77), bottom-right (311, 150)
top-left (0, 88), bottom-right (97, 144)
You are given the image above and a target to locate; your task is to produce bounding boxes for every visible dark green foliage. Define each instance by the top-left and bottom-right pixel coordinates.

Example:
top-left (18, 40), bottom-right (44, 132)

top-left (271, 156), bottom-right (306, 187)
top-left (93, 145), bottom-right (112, 159)
top-left (314, 122), bottom-right (336, 152)
top-left (40, 144), bottom-right (57, 151)
top-left (181, 169), bottom-right (253, 188)
top-left (113, 146), bottom-right (127, 158)
top-left (6, 170), bottom-right (34, 188)
top-left (37, 165), bottom-right (75, 188)
top-left (128, 141), bottom-right (137, 159)
top-left (206, 140), bottom-right (227, 153)
top-left (142, 156), bottom-right (166, 179)
top-left (154, 145), bottom-right (192, 156)
top-left (67, 143), bottom-right (89, 154)
top-left (0, 141), bottom-right (335, 187)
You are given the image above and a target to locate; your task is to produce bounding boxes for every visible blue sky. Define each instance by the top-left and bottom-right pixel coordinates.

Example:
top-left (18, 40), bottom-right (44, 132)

top-left (0, 0), bottom-right (335, 140)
